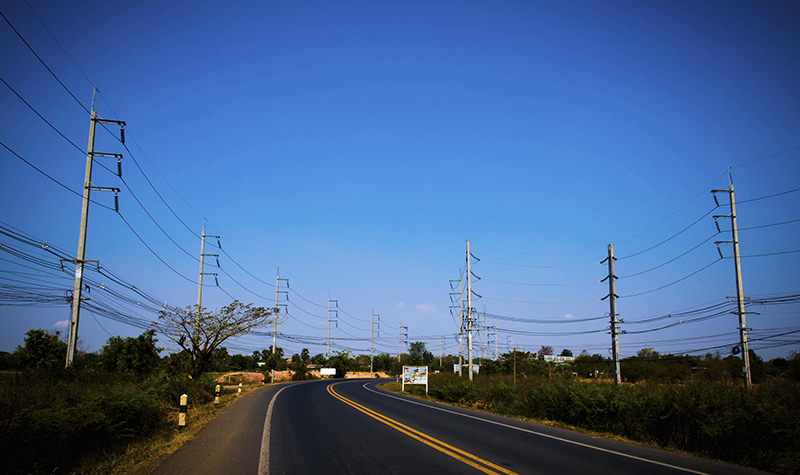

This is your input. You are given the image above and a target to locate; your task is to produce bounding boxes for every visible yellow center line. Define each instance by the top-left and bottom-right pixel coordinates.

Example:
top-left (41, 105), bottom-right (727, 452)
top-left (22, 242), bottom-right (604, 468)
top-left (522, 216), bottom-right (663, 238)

top-left (327, 383), bottom-right (519, 475)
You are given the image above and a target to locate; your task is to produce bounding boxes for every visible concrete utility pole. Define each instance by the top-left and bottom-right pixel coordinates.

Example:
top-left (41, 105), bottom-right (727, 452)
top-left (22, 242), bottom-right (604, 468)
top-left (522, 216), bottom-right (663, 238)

top-left (196, 221), bottom-right (219, 333)
top-left (483, 308), bottom-right (487, 365)
top-left (370, 309), bottom-right (379, 378)
top-left (66, 94), bottom-right (124, 367)
top-left (327, 295), bottom-right (337, 358)
top-left (603, 244), bottom-right (622, 385)
top-left (467, 239), bottom-right (474, 381)
top-left (713, 181), bottom-right (752, 390)
top-left (271, 269), bottom-right (288, 383)
top-left (458, 274), bottom-right (463, 376)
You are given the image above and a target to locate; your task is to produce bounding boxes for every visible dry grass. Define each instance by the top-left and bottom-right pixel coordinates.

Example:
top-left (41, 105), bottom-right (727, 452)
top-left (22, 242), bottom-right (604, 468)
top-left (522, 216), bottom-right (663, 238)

top-left (72, 378), bottom-right (269, 475)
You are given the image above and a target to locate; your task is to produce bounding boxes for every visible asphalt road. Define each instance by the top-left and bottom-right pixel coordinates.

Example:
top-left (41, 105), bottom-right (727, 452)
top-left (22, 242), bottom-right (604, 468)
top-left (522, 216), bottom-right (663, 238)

top-left (153, 379), bottom-right (769, 475)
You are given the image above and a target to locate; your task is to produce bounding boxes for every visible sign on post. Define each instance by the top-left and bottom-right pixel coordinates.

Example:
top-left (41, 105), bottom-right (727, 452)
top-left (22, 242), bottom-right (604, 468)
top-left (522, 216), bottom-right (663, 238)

top-left (402, 366), bottom-right (428, 395)
top-left (321, 367), bottom-right (336, 378)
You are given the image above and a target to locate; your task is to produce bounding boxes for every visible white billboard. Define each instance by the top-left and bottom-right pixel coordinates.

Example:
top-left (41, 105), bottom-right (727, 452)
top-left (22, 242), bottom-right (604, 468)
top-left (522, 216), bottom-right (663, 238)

top-left (402, 366), bottom-right (428, 394)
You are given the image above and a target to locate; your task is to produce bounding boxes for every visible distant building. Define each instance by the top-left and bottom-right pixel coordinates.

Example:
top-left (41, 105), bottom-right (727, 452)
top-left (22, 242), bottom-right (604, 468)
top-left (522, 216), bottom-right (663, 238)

top-left (540, 355), bottom-right (575, 363)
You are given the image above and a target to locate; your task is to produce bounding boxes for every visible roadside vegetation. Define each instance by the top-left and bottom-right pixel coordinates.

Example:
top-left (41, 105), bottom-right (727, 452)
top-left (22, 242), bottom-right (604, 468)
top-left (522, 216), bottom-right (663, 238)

top-left (4, 327), bottom-right (798, 474)
top-left (0, 324), bottom-right (402, 474)
top-left (420, 348), bottom-right (800, 474)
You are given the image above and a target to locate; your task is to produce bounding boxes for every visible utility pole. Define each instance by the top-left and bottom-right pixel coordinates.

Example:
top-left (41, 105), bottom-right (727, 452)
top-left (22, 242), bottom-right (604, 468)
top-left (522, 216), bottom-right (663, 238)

top-left (272, 269), bottom-right (288, 383)
top-left (439, 335), bottom-right (443, 367)
top-left (482, 308), bottom-right (487, 366)
top-left (713, 179), bottom-right (753, 389)
top-left (327, 295), bottom-right (337, 358)
top-left (398, 322), bottom-right (407, 362)
top-left (494, 320), bottom-right (497, 361)
top-left (467, 239), bottom-right (474, 381)
top-left (66, 93), bottom-right (124, 367)
top-left (370, 309), bottom-right (379, 378)
top-left (196, 221), bottom-right (220, 333)
top-left (602, 244), bottom-right (622, 385)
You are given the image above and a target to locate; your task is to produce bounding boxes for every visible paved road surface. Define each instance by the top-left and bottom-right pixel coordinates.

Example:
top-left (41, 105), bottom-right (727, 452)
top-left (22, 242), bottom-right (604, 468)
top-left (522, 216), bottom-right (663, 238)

top-left (153, 379), bottom-right (768, 475)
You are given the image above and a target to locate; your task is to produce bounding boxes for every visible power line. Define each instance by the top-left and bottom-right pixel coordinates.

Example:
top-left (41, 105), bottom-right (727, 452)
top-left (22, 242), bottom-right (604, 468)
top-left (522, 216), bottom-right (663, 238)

top-left (0, 140), bottom-right (115, 211)
top-left (0, 9), bottom-right (89, 114)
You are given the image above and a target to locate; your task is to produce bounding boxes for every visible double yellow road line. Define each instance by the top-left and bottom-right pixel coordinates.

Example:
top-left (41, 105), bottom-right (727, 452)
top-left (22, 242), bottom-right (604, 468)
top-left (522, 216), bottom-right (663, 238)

top-left (327, 383), bottom-right (519, 475)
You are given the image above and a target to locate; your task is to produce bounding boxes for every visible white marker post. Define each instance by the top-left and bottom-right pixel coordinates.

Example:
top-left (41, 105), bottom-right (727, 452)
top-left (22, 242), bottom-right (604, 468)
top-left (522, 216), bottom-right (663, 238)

top-left (178, 394), bottom-right (188, 429)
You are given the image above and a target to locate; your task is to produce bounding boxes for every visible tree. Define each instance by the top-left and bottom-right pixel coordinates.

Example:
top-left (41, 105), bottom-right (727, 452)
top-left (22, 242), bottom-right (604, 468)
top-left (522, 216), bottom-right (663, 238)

top-left (559, 349), bottom-right (573, 357)
top-left (99, 330), bottom-right (162, 375)
top-left (538, 345), bottom-right (554, 357)
top-left (15, 329), bottom-right (67, 371)
top-left (157, 300), bottom-right (275, 378)
top-left (408, 342), bottom-right (433, 366)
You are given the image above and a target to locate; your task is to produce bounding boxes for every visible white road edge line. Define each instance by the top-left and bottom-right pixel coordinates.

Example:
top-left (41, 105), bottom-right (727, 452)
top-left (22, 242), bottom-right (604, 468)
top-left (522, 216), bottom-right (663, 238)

top-left (363, 382), bottom-right (710, 475)
top-left (258, 385), bottom-right (290, 475)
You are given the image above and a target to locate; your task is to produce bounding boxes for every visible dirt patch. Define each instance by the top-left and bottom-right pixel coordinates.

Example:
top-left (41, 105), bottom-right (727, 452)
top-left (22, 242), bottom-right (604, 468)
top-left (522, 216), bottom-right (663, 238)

top-left (213, 372), bottom-right (265, 384)
top-left (346, 371), bottom-right (390, 379)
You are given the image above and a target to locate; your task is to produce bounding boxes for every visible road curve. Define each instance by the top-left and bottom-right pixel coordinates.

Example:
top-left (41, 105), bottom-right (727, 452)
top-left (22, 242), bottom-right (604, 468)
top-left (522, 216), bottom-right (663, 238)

top-left (153, 379), bottom-right (769, 475)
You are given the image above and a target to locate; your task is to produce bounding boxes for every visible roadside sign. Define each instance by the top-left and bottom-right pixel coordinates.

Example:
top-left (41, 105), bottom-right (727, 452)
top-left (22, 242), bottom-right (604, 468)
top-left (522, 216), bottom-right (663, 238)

top-left (402, 366), bottom-right (428, 394)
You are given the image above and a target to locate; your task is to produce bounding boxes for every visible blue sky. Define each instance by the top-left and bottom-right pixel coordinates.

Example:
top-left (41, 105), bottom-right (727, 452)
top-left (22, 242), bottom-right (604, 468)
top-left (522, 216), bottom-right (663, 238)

top-left (1, 0), bottom-right (798, 362)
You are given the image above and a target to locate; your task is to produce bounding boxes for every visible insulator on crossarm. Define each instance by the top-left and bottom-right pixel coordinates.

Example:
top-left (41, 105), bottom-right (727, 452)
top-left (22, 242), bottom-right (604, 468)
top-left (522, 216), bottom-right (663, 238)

top-left (120, 127), bottom-right (125, 144)
top-left (117, 159), bottom-right (122, 177)
top-left (114, 194), bottom-right (119, 212)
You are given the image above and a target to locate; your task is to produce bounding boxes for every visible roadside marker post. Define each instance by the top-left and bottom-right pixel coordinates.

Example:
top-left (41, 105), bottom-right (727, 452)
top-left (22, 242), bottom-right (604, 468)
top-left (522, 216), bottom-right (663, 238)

top-left (178, 394), bottom-right (188, 429)
top-left (238, 382), bottom-right (242, 393)
top-left (215, 385), bottom-right (220, 406)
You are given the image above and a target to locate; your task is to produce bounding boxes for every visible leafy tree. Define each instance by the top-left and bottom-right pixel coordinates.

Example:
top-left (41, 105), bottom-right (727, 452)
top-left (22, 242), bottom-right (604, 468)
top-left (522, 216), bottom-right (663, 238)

top-left (226, 353), bottom-right (256, 370)
top-left (559, 348), bottom-right (573, 357)
top-left (15, 329), bottom-right (67, 371)
top-left (408, 342), bottom-right (433, 366)
top-left (290, 348), bottom-right (313, 380)
top-left (99, 330), bottom-right (162, 375)
top-left (157, 300), bottom-right (275, 377)
top-left (637, 347), bottom-right (659, 359)
top-left (327, 350), bottom-right (353, 378)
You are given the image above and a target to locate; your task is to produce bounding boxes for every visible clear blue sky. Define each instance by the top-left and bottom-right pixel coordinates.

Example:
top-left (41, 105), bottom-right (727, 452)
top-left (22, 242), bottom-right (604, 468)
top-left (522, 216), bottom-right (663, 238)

top-left (1, 0), bottom-right (798, 362)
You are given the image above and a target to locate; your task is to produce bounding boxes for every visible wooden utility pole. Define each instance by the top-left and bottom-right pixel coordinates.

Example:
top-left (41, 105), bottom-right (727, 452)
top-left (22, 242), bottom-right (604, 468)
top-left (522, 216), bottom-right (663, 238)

top-left (66, 93), bottom-right (124, 367)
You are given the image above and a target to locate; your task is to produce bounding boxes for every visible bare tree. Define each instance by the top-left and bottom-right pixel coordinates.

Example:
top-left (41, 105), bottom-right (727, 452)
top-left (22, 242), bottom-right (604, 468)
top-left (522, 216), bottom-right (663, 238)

top-left (537, 345), bottom-right (554, 357)
top-left (157, 300), bottom-right (276, 378)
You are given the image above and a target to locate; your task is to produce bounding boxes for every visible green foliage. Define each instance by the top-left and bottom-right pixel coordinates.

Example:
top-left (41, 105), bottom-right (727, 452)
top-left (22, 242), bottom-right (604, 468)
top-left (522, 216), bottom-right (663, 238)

top-left (14, 328), bottom-right (67, 371)
top-left (426, 373), bottom-right (800, 474)
top-left (99, 330), bottom-right (162, 375)
top-left (408, 342), bottom-right (434, 366)
top-left (0, 369), bottom-right (218, 475)
top-left (327, 350), bottom-right (353, 378)
top-left (290, 348), bottom-right (316, 381)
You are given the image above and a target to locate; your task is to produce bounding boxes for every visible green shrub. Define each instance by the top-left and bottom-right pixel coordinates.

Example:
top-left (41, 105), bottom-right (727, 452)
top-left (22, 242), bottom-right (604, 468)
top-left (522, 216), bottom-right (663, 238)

top-left (427, 374), bottom-right (800, 474)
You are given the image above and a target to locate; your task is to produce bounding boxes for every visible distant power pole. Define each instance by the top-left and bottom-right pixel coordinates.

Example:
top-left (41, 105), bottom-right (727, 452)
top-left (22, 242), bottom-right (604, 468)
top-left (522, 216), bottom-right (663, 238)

top-left (602, 244), bottom-right (622, 385)
top-left (65, 93), bottom-right (124, 368)
top-left (370, 309), bottom-right (379, 378)
top-left (467, 239), bottom-right (474, 381)
top-left (272, 269), bottom-right (288, 383)
top-left (713, 179), bottom-right (753, 390)
top-left (398, 322), bottom-right (407, 362)
top-left (327, 295), bottom-right (338, 358)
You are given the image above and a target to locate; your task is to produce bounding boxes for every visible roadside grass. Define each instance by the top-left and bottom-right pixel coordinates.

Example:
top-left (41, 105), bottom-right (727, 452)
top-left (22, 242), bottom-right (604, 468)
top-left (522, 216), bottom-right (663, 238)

top-left (78, 380), bottom-right (267, 475)
top-left (0, 371), bottom-right (273, 475)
